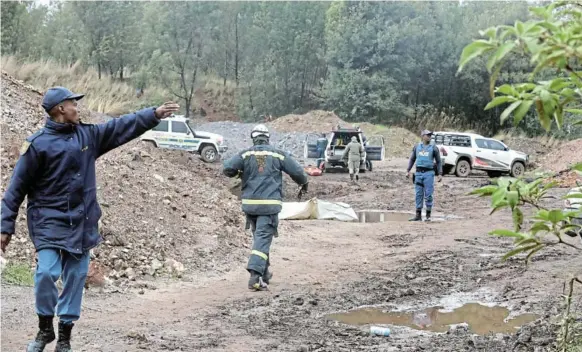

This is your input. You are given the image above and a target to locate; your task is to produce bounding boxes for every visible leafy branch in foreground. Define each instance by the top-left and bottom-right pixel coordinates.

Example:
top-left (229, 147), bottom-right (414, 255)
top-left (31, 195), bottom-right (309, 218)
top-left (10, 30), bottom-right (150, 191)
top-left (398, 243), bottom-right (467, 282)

top-left (470, 165), bottom-right (582, 263)
top-left (460, 3), bottom-right (581, 349)
top-left (458, 1), bottom-right (582, 132)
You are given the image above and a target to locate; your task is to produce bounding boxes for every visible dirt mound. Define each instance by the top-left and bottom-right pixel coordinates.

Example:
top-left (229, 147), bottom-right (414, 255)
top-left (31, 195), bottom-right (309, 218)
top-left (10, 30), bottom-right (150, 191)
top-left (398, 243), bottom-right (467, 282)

top-left (269, 110), bottom-right (347, 133)
top-left (539, 139), bottom-right (582, 172)
top-left (358, 123), bottom-right (419, 158)
top-left (0, 72), bottom-right (247, 284)
top-left (494, 133), bottom-right (561, 166)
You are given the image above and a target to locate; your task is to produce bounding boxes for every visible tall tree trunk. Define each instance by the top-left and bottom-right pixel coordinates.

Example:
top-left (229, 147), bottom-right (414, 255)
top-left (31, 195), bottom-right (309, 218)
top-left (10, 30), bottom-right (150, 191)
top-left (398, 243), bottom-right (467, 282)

top-left (235, 12), bottom-right (239, 87)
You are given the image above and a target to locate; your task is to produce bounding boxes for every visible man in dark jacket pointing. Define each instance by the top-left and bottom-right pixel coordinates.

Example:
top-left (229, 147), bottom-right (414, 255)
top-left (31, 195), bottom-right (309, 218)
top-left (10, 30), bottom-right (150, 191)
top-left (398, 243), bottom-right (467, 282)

top-left (0, 87), bottom-right (179, 352)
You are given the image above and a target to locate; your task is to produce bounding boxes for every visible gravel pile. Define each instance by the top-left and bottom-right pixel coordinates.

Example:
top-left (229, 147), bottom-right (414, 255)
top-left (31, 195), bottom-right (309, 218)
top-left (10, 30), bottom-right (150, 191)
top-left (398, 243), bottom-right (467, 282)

top-left (196, 121), bottom-right (311, 161)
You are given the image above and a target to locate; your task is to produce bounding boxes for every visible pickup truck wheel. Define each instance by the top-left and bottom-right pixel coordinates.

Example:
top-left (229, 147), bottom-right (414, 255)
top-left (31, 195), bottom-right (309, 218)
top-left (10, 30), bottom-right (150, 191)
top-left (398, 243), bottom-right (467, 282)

top-left (455, 159), bottom-right (471, 178)
top-left (510, 161), bottom-right (525, 177)
top-left (200, 146), bottom-right (218, 163)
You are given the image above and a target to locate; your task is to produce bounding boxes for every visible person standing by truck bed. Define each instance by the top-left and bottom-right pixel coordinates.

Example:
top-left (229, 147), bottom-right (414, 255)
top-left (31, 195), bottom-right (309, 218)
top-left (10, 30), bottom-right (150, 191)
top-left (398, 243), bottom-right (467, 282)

top-left (406, 130), bottom-right (443, 221)
top-left (343, 136), bottom-right (364, 182)
top-left (316, 133), bottom-right (328, 169)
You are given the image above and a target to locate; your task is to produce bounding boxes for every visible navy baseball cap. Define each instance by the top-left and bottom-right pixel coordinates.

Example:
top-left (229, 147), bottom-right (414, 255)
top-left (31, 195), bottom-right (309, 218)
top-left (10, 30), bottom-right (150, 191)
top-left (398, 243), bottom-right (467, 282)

top-left (421, 129), bottom-right (433, 136)
top-left (42, 87), bottom-right (84, 112)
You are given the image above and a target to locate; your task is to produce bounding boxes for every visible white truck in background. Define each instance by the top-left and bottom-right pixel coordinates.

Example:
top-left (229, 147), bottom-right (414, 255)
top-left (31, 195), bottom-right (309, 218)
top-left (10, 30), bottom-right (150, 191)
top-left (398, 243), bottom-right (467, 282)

top-left (140, 115), bottom-right (227, 163)
top-left (431, 132), bottom-right (529, 178)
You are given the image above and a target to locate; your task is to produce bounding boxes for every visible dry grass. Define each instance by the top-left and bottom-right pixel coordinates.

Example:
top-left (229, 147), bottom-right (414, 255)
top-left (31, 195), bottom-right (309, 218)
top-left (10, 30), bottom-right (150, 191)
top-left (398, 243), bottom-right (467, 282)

top-left (1, 56), bottom-right (169, 115)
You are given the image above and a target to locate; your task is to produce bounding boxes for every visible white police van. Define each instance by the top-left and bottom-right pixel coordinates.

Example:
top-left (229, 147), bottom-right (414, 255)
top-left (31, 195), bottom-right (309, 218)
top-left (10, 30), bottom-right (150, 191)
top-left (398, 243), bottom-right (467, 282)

top-left (140, 115), bottom-right (227, 163)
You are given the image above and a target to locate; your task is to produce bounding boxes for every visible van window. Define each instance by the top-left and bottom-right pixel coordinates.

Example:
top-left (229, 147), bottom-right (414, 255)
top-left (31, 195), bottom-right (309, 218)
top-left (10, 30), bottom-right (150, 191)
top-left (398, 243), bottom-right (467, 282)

top-left (171, 121), bottom-right (189, 134)
top-left (331, 132), bottom-right (359, 147)
top-left (152, 120), bottom-right (169, 132)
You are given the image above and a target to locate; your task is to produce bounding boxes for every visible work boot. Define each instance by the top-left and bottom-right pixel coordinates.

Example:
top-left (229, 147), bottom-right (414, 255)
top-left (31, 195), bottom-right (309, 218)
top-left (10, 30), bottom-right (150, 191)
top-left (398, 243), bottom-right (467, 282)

top-left (54, 322), bottom-right (74, 352)
top-left (409, 210), bottom-right (422, 222)
top-left (355, 174), bottom-right (359, 181)
top-left (425, 210), bottom-right (432, 222)
top-left (27, 315), bottom-right (55, 352)
top-left (263, 269), bottom-right (273, 285)
top-left (248, 270), bottom-right (268, 291)
top-left (349, 174), bottom-right (354, 182)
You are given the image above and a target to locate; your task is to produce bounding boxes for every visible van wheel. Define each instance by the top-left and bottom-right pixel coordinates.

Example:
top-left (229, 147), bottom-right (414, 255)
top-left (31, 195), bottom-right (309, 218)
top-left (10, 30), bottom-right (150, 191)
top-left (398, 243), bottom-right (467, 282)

top-left (455, 159), bottom-right (471, 177)
top-left (510, 161), bottom-right (525, 177)
top-left (200, 145), bottom-right (218, 163)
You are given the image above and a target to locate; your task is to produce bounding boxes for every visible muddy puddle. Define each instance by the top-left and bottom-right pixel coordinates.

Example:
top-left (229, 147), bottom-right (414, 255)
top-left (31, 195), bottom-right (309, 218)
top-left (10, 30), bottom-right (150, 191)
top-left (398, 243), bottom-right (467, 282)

top-left (326, 303), bottom-right (538, 335)
top-left (356, 210), bottom-right (457, 223)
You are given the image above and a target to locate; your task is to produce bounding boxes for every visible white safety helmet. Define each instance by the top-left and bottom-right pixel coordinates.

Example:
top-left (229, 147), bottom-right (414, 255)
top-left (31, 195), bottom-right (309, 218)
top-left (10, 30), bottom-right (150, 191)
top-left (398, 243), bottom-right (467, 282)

top-left (251, 124), bottom-right (270, 139)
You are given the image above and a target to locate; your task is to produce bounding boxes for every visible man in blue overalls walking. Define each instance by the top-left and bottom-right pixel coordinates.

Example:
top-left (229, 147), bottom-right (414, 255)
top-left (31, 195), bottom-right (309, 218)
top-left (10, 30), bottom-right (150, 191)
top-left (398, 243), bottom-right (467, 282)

top-left (406, 130), bottom-right (443, 222)
top-left (0, 87), bottom-right (179, 351)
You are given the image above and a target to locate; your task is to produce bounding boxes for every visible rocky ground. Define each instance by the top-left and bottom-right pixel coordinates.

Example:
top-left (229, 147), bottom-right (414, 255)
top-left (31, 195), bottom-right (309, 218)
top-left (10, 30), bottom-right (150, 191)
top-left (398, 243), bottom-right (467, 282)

top-left (1, 72), bottom-right (581, 351)
top-left (2, 159), bottom-right (581, 352)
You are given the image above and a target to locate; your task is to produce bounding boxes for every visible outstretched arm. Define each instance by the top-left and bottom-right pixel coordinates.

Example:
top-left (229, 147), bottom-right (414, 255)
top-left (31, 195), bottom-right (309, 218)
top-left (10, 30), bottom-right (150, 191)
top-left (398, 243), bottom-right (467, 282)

top-left (92, 102), bottom-right (179, 157)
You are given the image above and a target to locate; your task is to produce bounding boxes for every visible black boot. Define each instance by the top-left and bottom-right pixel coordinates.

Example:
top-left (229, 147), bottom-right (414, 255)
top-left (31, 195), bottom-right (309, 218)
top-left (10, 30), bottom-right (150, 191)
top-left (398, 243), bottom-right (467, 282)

top-left (248, 270), bottom-right (268, 291)
top-left (425, 210), bottom-right (432, 222)
top-left (355, 174), bottom-right (359, 181)
top-left (54, 322), bottom-right (73, 352)
top-left (409, 209), bottom-right (422, 222)
top-left (27, 315), bottom-right (56, 352)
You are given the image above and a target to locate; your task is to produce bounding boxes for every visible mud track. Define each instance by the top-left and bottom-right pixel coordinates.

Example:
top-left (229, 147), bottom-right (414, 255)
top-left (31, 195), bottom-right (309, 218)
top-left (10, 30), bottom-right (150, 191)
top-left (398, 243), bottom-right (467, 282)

top-left (2, 159), bottom-right (581, 352)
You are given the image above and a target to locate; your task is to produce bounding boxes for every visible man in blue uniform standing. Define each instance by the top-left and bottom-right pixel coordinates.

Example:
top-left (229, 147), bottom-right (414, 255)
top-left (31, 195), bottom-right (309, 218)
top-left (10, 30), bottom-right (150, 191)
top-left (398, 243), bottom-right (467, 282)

top-left (406, 130), bottom-right (442, 222)
top-left (223, 124), bottom-right (308, 291)
top-left (0, 87), bottom-right (179, 352)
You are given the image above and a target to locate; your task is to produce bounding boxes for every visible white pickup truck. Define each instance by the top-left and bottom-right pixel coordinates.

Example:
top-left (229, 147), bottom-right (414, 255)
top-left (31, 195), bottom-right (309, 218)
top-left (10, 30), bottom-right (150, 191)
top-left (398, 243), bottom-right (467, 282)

top-left (431, 132), bottom-right (529, 178)
top-left (564, 184), bottom-right (582, 244)
top-left (140, 115), bottom-right (227, 163)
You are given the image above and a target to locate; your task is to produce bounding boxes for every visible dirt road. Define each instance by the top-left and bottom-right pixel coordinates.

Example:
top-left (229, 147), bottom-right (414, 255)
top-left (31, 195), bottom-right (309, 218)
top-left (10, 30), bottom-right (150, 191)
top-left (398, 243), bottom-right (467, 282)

top-left (2, 159), bottom-right (580, 351)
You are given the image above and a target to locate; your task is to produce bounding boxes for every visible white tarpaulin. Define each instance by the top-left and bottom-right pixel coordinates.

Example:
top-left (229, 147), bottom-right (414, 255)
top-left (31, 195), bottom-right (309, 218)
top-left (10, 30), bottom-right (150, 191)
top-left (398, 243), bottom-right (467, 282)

top-left (279, 197), bottom-right (358, 221)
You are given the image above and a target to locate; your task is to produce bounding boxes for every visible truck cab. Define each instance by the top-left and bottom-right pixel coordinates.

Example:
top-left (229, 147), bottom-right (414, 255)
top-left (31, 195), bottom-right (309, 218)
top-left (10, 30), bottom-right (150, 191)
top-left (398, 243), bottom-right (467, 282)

top-left (140, 115), bottom-right (227, 163)
top-left (303, 128), bottom-right (385, 172)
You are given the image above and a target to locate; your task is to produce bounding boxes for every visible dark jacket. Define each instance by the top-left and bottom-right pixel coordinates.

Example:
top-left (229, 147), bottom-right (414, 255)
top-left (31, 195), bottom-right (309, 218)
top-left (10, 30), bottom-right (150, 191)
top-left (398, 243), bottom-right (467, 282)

top-left (223, 143), bottom-right (308, 215)
top-left (1, 107), bottom-right (159, 254)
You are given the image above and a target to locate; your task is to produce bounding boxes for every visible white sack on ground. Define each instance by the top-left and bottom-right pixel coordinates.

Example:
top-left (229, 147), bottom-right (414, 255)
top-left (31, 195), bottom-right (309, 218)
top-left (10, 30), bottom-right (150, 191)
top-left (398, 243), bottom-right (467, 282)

top-left (279, 198), bottom-right (358, 221)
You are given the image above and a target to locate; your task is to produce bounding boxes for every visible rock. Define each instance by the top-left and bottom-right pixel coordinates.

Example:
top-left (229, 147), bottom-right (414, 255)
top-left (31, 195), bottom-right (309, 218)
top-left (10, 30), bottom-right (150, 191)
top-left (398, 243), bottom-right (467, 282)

top-left (123, 267), bottom-right (136, 280)
top-left (150, 259), bottom-right (163, 275)
top-left (293, 297), bottom-right (305, 306)
top-left (153, 174), bottom-right (164, 183)
top-left (164, 258), bottom-right (185, 277)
